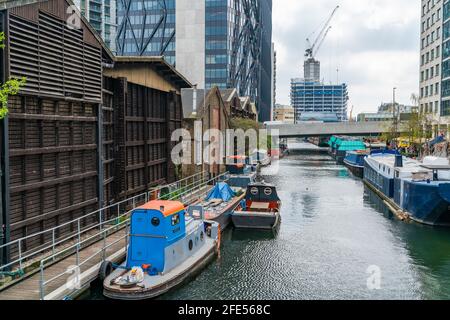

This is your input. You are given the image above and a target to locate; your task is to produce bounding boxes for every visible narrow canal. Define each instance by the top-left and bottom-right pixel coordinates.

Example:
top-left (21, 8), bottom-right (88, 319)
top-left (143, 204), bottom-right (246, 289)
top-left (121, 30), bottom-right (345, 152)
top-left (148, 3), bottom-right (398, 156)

top-left (83, 143), bottom-right (450, 300)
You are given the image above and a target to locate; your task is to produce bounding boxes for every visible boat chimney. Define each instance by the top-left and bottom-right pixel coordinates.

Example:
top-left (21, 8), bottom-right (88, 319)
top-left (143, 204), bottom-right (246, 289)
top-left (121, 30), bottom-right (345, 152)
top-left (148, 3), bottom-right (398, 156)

top-left (394, 154), bottom-right (403, 168)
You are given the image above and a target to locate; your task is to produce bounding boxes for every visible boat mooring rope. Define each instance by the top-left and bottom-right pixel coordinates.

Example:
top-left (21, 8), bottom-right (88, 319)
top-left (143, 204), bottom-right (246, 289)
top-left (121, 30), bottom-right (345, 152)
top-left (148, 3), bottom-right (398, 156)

top-left (0, 269), bottom-right (25, 278)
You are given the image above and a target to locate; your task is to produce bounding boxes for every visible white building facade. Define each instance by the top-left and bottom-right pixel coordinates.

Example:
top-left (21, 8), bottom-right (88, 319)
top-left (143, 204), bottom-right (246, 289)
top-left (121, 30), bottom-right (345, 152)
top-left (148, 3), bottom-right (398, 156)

top-left (419, 0), bottom-right (445, 136)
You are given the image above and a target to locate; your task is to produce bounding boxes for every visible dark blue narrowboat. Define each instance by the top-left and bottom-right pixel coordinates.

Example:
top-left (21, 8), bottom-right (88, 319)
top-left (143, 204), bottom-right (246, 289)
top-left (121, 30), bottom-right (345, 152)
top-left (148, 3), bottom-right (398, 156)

top-left (328, 136), bottom-right (366, 164)
top-left (364, 151), bottom-right (450, 227)
top-left (363, 150), bottom-right (400, 198)
top-left (343, 151), bottom-right (368, 178)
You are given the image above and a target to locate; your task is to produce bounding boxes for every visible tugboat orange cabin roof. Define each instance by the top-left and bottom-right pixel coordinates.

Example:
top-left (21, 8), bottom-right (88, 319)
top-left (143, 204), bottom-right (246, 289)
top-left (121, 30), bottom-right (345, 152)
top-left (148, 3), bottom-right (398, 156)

top-left (138, 200), bottom-right (185, 217)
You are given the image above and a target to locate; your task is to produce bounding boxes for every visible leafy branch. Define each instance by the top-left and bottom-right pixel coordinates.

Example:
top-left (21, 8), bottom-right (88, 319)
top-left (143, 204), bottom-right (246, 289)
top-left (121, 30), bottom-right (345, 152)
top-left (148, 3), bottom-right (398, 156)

top-left (0, 31), bottom-right (5, 49)
top-left (0, 77), bottom-right (27, 119)
top-left (0, 31), bottom-right (27, 119)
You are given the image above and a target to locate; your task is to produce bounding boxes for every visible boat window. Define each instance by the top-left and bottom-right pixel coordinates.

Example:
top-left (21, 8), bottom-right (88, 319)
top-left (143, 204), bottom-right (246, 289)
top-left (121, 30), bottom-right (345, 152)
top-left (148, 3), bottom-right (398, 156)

top-left (171, 213), bottom-right (180, 226)
top-left (251, 187), bottom-right (259, 195)
top-left (200, 231), bottom-right (204, 241)
top-left (264, 187), bottom-right (273, 196)
top-left (188, 240), bottom-right (193, 251)
top-left (151, 217), bottom-right (160, 227)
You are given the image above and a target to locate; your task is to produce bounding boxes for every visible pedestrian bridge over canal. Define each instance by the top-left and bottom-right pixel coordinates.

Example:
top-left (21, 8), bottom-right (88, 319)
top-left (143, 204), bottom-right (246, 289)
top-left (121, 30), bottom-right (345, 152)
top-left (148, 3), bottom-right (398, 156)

top-left (266, 121), bottom-right (407, 138)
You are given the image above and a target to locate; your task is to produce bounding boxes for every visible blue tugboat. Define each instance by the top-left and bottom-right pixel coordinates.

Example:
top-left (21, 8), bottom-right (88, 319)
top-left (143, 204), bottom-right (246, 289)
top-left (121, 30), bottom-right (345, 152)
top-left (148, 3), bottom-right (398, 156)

top-left (103, 200), bottom-right (220, 300)
top-left (364, 151), bottom-right (450, 227)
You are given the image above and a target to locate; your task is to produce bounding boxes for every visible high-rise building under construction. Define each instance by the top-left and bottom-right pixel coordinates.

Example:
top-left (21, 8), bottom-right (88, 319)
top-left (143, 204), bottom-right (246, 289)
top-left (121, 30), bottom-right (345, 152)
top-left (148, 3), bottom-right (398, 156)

top-left (291, 6), bottom-right (348, 123)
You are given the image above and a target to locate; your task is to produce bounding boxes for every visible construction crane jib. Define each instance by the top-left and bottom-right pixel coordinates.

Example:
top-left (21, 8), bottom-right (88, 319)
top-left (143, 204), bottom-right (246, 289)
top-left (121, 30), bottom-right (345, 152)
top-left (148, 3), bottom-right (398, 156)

top-left (305, 5), bottom-right (339, 59)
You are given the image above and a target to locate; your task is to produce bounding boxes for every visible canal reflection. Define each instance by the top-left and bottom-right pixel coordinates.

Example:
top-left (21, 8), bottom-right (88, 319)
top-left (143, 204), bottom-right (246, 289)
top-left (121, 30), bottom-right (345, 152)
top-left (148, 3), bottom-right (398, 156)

top-left (364, 185), bottom-right (450, 299)
top-left (230, 226), bottom-right (280, 241)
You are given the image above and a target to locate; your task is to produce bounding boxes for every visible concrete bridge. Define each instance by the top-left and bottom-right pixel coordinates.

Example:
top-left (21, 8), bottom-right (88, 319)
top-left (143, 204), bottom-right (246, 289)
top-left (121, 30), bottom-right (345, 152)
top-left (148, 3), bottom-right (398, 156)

top-left (266, 121), bottom-right (406, 138)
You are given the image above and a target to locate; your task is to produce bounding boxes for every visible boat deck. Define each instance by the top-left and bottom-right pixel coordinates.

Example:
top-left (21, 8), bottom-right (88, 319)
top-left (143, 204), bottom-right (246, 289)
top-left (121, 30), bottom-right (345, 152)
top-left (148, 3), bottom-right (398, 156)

top-left (104, 238), bottom-right (216, 300)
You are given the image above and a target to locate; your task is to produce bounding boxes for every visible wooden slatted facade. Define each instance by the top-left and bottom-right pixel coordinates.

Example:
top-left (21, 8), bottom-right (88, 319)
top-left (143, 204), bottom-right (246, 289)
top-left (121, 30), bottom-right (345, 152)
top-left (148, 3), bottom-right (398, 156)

top-left (8, 11), bottom-right (102, 102)
top-left (0, 0), bottom-right (190, 265)
top-left (106, 76), bottom-right (182, 202)
top-left (6, 96), bottom-right (99, 255)
top-left (0, 0), bottom-right (109, 260)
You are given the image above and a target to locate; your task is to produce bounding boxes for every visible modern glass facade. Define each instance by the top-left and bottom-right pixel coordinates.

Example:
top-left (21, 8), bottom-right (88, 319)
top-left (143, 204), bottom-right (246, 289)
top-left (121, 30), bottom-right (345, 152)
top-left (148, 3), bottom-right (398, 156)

top-left (290, 79), bottom-right (349, 122)
top-left (205, 0), bottom-right (272, 122)
top-left (259, 0), bottom-right (273, 122)
top-left (116, 0), bottom-right (273, 122)
top-left (74, 0), bottom-right (117, 53)
top-left (441, 0), bottom-right (450, 115)
top-left (116, 0), bottom-right (176, 64)
top-left (205, 0), bottom-right (229, 90)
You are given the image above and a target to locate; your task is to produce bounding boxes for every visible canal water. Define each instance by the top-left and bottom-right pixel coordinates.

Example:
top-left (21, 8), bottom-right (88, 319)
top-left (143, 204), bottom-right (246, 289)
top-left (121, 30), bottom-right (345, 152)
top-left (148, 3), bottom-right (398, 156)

top-left (83, 143), bottom-right (450, 300)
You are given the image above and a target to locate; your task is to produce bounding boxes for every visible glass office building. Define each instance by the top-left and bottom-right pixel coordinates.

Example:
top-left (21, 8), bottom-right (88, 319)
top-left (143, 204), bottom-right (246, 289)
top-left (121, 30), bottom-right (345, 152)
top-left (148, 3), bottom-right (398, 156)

top-left (74, 0), bottom-right (117, 53)
top-left (441, 0), bottom-right (450, 116)
top-left (116, 0), bottom-right (176, 64)
top-left (116, 0), bottom-right (273, 122)
top-left (291, 79), bottom-right (349, 122)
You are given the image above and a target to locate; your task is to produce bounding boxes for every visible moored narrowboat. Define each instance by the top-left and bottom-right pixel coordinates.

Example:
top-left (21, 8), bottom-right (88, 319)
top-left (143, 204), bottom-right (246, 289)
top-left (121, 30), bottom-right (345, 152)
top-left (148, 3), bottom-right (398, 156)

top-left (193, 182), bottom-right (245, 231)
top-left (364, 151), bottom-right (450, 227)
top-left (103, 200), bottom-right (220, 300)
top-left (250, 149), bottom-right (271, 167)
top-left (335, 138), bottom-right (366, 165)
top-left (232, 182), bottom-right (281, 230)
top-left (225, 156), bottom-right (257, 189)
top-left (343, 150), bottom-right (368, 178)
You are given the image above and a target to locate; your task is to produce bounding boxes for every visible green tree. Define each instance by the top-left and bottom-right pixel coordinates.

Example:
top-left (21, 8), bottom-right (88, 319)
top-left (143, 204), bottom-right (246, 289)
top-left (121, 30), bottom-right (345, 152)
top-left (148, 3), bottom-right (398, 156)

top-left (229, 117), bottom-right (272, 154)
top-left (0, 31), bottom-right (26, 119)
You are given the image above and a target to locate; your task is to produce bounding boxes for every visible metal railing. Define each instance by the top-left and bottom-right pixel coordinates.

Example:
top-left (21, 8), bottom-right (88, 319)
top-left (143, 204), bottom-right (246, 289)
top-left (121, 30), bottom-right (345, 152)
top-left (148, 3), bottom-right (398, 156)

top-left (0, 192), bottom-right (148, 275)
top-left (39, 217), bottom-right (130, 300)
top-left (0, 171), bottom-right (211, 276)
top-left (0, 170), bottom-right (230, 299)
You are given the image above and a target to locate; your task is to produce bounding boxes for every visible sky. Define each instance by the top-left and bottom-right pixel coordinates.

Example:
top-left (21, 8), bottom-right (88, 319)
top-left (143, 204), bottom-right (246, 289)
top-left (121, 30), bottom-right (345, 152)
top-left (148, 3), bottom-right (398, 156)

top-left (272, 0), bottom-right (421, 116)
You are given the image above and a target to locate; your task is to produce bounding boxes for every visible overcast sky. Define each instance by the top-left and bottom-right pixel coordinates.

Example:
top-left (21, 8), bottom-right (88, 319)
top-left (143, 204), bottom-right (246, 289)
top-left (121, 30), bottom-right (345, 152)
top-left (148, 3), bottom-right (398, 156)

top-left (273, 0), bottom-right (421, 115)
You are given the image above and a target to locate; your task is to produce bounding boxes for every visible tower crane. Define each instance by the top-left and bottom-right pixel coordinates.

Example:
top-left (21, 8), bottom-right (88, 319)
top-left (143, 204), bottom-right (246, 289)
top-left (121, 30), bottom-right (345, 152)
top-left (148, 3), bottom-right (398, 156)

top-left (305, 5), bottom-right (339, 59)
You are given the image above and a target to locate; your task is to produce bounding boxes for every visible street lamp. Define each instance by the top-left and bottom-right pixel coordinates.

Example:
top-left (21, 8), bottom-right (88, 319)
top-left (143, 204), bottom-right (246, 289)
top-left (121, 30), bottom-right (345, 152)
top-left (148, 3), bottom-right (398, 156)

top-left (392, 87), bottom-right (398, 147)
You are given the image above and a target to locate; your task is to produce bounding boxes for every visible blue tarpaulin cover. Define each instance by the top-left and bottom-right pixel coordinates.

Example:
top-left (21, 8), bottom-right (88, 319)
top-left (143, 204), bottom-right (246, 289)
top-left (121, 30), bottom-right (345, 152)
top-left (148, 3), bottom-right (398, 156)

top-left (206, 182), bottom-right (236, 202)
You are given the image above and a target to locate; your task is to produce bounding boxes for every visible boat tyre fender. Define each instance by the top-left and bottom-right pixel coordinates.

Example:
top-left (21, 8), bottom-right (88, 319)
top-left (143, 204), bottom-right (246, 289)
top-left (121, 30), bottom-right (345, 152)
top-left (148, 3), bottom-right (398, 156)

top-left (99, 260), bottom-right (113, 281)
